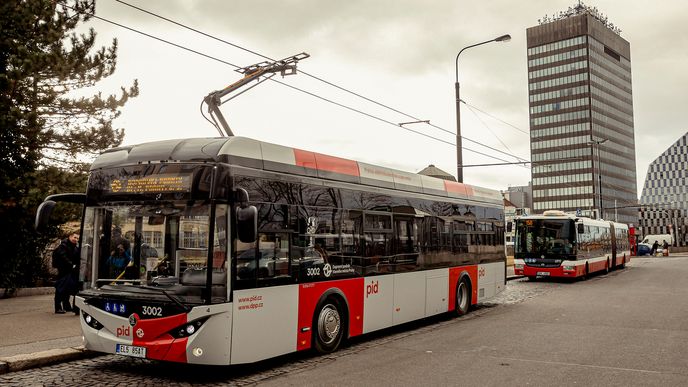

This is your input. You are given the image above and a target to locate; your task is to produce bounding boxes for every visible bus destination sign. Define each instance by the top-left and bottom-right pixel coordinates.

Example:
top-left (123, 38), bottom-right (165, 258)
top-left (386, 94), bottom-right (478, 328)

top-left (108, 174), bottom-right (192, 194)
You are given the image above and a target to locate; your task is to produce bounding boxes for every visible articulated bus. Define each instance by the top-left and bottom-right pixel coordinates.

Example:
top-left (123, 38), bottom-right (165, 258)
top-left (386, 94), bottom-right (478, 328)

top-left (36, 136), bottom-right (506, 365)
top-left (513, 210), bottom-right (631, 280)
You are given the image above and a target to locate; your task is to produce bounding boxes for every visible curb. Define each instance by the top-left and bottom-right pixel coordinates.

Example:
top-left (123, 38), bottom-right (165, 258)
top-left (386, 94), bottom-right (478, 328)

top-left (506, 275), bottom-right (524, 281)
top-left (0, 346), bottom-right (100, 375)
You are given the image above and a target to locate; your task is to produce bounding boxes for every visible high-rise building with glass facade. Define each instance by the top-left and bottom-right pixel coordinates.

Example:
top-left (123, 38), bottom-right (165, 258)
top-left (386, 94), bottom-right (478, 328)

top-left (638, 132), bottom-right (688, 246)
top-left (526, 4), bottom-right (637, 224)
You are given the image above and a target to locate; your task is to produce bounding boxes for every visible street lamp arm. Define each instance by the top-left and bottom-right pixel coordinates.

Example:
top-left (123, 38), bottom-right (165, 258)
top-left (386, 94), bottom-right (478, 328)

top-left (455, 34), bottom-right (511, 83)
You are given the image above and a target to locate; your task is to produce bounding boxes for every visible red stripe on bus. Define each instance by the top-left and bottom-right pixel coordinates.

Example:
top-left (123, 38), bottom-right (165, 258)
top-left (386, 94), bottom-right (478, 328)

top-left (313, 153), bottom-right (360, 176)
top-left (294, 149), bottom-right (317, 169)
top-left (294, 149), bottom-right (360, 176)
top-left (132, 313), bottom-right (188, 363)
top-left (444, 180), bottom-right (475, 196)
top-left (296, 278), bottom-right (365, 351)
top-left (444, 181), bottom-right (468, 195)
top-left (448, 265), bottom-right (478, 310)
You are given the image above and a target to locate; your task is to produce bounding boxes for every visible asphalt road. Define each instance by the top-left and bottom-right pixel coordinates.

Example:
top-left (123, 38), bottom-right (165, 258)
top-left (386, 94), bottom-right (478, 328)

top-left (2, 256), bottom-right (687, 386)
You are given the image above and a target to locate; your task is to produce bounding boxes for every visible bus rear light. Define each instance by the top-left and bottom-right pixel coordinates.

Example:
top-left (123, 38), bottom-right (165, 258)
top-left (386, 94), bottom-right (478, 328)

top-left (83, 313), bottom-right (103, 330)
top-left (170, 318), bottom-right (208, 339)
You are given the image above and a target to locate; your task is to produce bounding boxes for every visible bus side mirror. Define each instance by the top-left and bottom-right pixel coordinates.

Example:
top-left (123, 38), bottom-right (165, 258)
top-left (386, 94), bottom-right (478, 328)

top-left (577, 223), bottom-right (585, 234)
top-left (236, 206), bottom-right (257, 243)
top-left (35, 193), bottom-right (86, 231)
top-left (35, 200), bottom-right (57, 231)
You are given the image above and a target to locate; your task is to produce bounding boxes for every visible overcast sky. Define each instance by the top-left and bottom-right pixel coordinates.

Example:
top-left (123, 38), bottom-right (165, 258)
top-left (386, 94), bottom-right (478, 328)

top-left (82, 0), bottom-right (687, 196)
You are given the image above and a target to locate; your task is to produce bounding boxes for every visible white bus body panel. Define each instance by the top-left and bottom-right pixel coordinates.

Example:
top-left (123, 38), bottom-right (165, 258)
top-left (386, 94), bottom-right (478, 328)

top-left (186, 303), bottom-right (232, 365)
top-left (230, 285), bottom-right (298, 364)
top-left (76, 296), bottom-right (133, 353)
top-left (362, 275), bottom-right (394, 334)
top-left (393, 271), bottom-right (427, 325)
top-left (476, 262), bottom-right (504, 301)
top-left (425, 269), bottom-right (449, 317)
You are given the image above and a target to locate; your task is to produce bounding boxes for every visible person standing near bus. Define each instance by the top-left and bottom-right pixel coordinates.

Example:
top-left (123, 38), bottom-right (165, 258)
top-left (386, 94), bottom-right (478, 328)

top-left (662, 240), bottom-right (670, 256)
top-left (651, 240), bottom-right (659, 256)
top-left (52, 232), bottom-right (79, 314)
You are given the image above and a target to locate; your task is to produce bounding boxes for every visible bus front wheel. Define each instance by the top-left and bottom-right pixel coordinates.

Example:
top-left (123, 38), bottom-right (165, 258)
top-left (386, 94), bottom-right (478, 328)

top-left (454, 276), bottom-right (472, 316)
top-left (313, 298), bottom-right (345, 354)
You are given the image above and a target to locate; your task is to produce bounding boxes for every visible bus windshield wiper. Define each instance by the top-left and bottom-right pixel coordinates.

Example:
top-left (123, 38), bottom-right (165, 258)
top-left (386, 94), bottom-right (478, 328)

top-left (137, 285), bottom-right (191, 313)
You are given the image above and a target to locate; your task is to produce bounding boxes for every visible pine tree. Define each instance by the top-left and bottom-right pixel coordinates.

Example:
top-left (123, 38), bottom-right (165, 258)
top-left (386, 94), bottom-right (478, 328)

top-left (0, 0), bottom-right (138, 289)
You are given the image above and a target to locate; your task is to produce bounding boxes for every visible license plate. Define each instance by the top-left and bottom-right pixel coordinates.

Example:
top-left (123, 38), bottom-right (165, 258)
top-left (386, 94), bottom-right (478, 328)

top-left (536, 271), bottom-right (550, 276)
top-left (116, 344), bottom-right (146, 358)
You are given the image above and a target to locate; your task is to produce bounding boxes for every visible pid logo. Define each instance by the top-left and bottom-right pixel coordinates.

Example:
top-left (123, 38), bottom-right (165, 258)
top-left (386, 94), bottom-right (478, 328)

top-left (366, 280), bottom-right (379, 298)
top-left (116, 325), bottom-right (131, 337)
top-left (478, 267), bottom-right (486, 278)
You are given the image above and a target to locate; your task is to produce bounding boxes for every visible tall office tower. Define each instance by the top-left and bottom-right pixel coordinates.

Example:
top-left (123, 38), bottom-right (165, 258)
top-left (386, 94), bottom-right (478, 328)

top-left (638, 133), bottom-right (688, 246)
top-left (526, 3), bottom-right (637, 223)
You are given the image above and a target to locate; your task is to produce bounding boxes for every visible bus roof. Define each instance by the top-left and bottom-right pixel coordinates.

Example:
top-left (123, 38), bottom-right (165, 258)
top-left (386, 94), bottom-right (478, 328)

top-left (92, 136), bottom-right (503, 205)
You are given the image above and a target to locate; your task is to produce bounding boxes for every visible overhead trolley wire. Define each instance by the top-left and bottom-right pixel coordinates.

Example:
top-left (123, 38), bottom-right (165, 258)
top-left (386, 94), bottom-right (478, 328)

top-left (109, 0), bottom-right (531, 165)
top-left (66, 1), bottom-right (524, 166)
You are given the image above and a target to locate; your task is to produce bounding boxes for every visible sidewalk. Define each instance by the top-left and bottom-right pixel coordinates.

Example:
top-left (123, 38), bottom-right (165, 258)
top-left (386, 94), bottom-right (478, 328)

top-left (0, 291), bottom-right (97, 374)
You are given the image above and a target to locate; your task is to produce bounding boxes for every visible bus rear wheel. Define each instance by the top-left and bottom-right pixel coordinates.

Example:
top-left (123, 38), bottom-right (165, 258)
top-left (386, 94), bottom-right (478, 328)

top-left (313, 299), bottom-right (345, 354)
top-left (454, 276), bottom-right (471, 316)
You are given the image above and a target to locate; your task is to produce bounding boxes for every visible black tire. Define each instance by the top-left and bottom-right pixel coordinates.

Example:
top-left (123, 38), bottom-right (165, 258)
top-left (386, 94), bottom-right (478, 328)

top-left (312, 298), bottom-right (345, 354)
top-left (527, 276), bottom-right (536, 281)
top-left (454, 276), bottom-right (472, 316)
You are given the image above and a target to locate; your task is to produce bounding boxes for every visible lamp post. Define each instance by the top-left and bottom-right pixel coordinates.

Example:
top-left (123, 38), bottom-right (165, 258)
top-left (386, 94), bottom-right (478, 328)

top-left (587, 137), bottom-right (608, 219)
top-left (454, 34), bottom-right (511, 183)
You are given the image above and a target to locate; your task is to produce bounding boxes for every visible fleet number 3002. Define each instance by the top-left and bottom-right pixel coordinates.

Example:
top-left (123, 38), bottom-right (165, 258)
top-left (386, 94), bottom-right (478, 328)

top-left (141, 306), bottom-right (163, 317)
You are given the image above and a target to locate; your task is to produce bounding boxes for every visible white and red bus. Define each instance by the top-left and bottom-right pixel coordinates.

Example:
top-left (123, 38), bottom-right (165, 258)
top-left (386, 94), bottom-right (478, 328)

top-left (512, 210), bottom-right (631, 280)
top-left (36, 136), bottom-right (506, 365)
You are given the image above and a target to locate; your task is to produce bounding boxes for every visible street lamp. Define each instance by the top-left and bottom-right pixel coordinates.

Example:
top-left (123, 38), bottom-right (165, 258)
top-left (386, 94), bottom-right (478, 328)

top-left (587, 137), bottom-right (608, 219)
top-left (455, 34), bottom-right (511, 183)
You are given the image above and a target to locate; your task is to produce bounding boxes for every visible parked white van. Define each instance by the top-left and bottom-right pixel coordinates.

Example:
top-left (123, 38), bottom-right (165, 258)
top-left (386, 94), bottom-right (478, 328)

top-left (640, 234), bottom-right (673, 246)
top-left (639, 234), bottom-right (674, 255)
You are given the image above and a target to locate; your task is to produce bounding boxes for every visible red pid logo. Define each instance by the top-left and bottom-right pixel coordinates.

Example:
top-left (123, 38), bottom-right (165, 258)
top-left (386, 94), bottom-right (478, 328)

top-left (478, 267), bottom-right (486, 278)
top-left (366, 280), bottom-right (379, 298)
top-left (116, 325), bottom-right (131, 337)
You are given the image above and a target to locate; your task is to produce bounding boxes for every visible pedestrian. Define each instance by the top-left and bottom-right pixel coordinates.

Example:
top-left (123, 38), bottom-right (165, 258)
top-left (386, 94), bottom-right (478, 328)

top-left (107, 243), bottom-right (132, 279)
top-left (662, 239), bottom-right (670, 256)
top-left (52, 232), bottom-right (79, 314)
top-left (651, 240), bottom-right (659, 256)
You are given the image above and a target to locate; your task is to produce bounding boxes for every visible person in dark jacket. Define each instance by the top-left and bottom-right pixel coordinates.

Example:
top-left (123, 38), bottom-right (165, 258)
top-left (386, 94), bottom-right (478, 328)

top-left (52, 232), bottom-right (79, 314)
top-left (651, 240), bottom-right (659, 256)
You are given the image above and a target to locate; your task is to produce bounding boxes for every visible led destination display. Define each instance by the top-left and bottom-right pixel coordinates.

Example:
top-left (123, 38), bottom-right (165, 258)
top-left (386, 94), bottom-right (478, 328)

top-left (107, 174), bottom-right (192, 194)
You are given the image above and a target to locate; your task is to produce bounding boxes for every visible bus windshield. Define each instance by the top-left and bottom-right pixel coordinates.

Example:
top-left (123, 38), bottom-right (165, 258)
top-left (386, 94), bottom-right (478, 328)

top-left (79, 202), bottom-right (228, 304)
top-left (514, 219), bottom-right (575, 258)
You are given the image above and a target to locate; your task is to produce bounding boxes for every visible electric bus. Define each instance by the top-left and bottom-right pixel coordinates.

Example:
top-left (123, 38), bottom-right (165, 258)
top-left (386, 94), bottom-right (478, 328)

top-left (36, 136), bottom-right (507, 365)
top-left (513, 210), bottom-right (630, 280)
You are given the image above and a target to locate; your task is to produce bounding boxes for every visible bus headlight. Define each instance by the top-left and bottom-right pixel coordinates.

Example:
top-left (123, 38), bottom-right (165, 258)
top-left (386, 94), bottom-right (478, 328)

top-left (83, 313), bottom-right (103, 330)
top-left (170, 318), bottom-right (208, 339)
top-left (563, 265), bottom-right (574, 271)
top-left (514, 264), bottom-right (524, 269)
